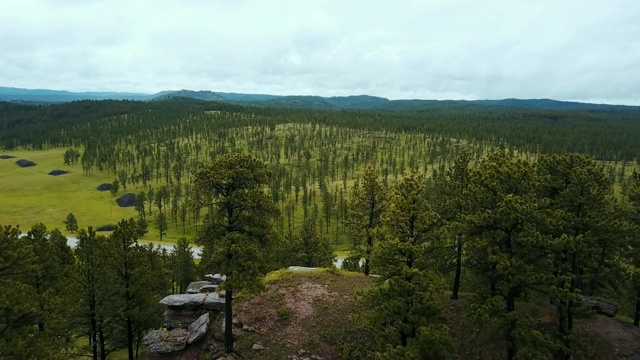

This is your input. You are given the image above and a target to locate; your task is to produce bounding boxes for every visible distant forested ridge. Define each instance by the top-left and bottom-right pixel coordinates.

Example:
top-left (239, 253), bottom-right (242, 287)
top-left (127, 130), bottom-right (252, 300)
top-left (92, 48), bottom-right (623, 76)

top-left (1, 98), bottom-right (639, 161)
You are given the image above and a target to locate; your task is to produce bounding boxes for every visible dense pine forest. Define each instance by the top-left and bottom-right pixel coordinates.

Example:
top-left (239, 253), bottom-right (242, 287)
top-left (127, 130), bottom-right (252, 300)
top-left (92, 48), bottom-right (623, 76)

top-left (2, 98), bottom-right (640, 359)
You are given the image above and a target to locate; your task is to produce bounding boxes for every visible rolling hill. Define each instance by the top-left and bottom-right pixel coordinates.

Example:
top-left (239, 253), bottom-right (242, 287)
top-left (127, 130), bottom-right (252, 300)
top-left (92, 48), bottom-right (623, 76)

top-left (1, 86), bottom-right (638, 111)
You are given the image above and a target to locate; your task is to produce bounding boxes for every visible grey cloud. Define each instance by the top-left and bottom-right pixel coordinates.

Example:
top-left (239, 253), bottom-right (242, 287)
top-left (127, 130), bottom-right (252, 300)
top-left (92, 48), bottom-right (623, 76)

top-left (0, 0), bottom-right (638, 104)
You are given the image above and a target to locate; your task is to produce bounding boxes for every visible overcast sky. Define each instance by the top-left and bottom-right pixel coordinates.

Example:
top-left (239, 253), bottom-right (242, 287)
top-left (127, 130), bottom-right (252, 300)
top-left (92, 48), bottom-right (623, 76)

top-left (1, 0), bottom-right (639, 104)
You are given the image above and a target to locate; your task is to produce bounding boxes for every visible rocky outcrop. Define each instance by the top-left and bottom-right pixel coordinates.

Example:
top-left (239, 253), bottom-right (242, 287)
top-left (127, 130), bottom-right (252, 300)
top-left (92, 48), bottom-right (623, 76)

top-left (160, 292), bottom-right (225, 311)
top-left (144, 276), bottom-right (227, 356)
top-left (288, 266), bottom-right (318, 271)
top-left (48, 169), bottom-right (69, 176)
top-left (160, 293), bottom-right (208, 309)
top-left (202, 293), bottom-right (225, 310)
top-left (15, 159), bottom-right (36, 167)
top-left (116, 193), bottom-right (136, 207)
top-left (96, 183), bottom-right (113, 191)
top-left (95, 224), bottom-right (116, 231)
top-left (186, 281), bottom-right (218, 294)
top-left (187, 313), bottom-right (209, 344)
top-left (142, 328), bottom-right (188, 354)
top-left (163, 309), bottom-right (203, 330)
top-left (204, 273), bottom-right (226, 285)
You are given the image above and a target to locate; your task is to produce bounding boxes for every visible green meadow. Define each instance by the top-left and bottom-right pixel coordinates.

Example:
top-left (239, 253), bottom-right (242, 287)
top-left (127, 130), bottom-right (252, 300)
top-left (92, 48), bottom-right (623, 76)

top-left (0, 144), bottom-right (635, 251)
top-left (0, 148), bottom-right (172, 243)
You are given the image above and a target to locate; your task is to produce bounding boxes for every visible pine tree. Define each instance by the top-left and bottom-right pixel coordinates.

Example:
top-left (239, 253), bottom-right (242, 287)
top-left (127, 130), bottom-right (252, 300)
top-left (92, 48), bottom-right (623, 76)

top-left (431, 151), bottom-right (472, 300)
top-left (107, 218), bottom-right (162, 360)
top-left (172, 237), bottom-right (196, 294)
top-left (536, 153), bottom-right (624, 358)
top-left (194, 154), bottom-right (278, 354)
top-left (73, 227), bottom-right (118, 360)
top-left (64, 212), bottom-right (79, 233)
top-left (287, 217), bottom-right (335, 267)
top-left (465, 151), bottom-right (553, 360)
top-left (110, 179), bottom-right (120, 196)
top-left (155, 212), bottom-right (167, 241)
top-left (627, 171), bottom-right (640, 326)
top-left (366, 171), bottom-right (450, 358)
top-left (0, 224), bottom-right (41, 358)
top-left (0, 224), bottom-right (75, 359)
top-left (136, 217), bottom-right (148, 238)
top-left (134, 192), bottom-right (146, 219)
top-left (346, 166), bottom-right (389, 276)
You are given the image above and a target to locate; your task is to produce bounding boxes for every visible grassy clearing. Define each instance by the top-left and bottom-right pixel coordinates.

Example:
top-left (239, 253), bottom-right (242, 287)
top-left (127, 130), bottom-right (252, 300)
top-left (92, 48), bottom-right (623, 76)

top-left (0, 149), bottom-right (136, 231)
top-left (0, 148), bottom-right (178, 244)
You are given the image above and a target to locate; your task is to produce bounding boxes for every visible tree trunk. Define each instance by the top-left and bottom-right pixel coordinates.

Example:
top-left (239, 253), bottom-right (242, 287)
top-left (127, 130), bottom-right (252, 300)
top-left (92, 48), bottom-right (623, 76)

top-left (558, 302), bottom-right (567, 336)
top-left (127, 316), bottom-right (134, 360)
top-left (506, 292), bottom-right (516, 360)
top-left (364, 234), bottom-right (372, 276)
top-left (225, 289), bottom-right (234, 353)
top-left (99, 323), bottom-right (106, 360)
top-left (363, 258), bottom-right (370, 276)
top-left (567, 252), bottom-right (577, 333)
top-left (451, 233), bottom-right (462, 300)
top-left (90, 306), bottom-right (98, 360)
top-left (634, 286), bottom-right (640, 326)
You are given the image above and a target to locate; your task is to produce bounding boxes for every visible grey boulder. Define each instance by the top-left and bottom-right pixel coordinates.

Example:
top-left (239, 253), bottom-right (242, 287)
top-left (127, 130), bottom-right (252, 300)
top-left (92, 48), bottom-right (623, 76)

top-left (187, 313), bottom-right (210, 344)
top-left (186, 281), bottom-right (218, 294)
top-left (159, 293), bottom-right (224, 311)
top-left (204, 273), bottom-right (226, 284)
top-left (142, 328), bottom-right (188, 354)
top-left (288, 266), bottom-right (318, 271)
top-left (160, 294), bottom-right (207, 309)
top-left (202, 292), bottom-right (225, 310)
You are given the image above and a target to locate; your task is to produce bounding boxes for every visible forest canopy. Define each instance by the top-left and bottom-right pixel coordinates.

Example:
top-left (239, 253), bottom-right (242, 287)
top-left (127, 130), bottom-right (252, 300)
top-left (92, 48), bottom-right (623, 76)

top-left (2, 98), bottom-right (640, 161)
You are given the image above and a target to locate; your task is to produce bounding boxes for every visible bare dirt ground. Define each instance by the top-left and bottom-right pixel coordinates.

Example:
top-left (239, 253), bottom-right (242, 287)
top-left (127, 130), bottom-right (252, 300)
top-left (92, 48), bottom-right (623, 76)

top-left (574, 315), bottom-right (640, 359)
top-left (233, 269), bottom-right (376, 360)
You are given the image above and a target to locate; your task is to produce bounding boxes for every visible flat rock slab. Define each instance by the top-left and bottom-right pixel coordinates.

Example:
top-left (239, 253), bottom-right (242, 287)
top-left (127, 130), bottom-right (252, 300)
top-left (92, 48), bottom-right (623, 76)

top-left (288, 266), bottom-right (318, 271)
top-left (96, 183), bottom-right (113, 191)
top-left (0, 155), bottom-right (16, 159)
top-left (48, 169), bottom-right (69, 176)
top-left (161, 293), bottom-right (207, 309)
top-left (15, 159), bottom-right (36, 167)
top-left (186, 281), bottom-right (217, 294)
top-left (116, 193), bottom-right (136, 207)
top-left (187, 313), bottom-right (209, 344)
top-left (142, 328), bottom-right (188, 354)
top-left (160, 293), bottom-right (225, 311)
top-left (204, 274), bottom-right (226, 285)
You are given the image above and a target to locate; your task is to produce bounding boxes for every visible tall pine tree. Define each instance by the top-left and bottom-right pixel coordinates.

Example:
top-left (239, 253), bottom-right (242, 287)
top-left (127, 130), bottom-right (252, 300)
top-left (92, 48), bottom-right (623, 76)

top-left (194, 154), bottom-right (278, 354)
top-left (346, 166), bottom-right (389, 276)
top-left (367, 171), bottom-right (450, 358)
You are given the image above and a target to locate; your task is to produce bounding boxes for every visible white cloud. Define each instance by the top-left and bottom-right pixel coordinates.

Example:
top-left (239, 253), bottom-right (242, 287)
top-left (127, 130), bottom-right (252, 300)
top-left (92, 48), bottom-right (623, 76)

top-left (0, 0), bottom-right (638, 104)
